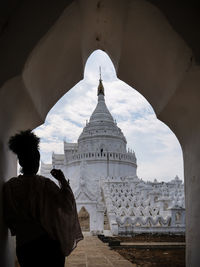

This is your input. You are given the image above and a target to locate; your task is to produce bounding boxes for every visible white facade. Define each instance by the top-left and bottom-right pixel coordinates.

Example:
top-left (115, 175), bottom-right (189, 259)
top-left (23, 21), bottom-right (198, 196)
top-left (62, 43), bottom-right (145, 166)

top-left (103, 175), bottom-right (185, 235)
top-left (41, 79), bottom-right (185, 235)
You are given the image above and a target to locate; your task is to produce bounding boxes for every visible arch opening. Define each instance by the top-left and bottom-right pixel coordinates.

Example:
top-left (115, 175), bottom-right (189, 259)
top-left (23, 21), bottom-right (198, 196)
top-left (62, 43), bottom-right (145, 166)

top-left (78, 207), bottom-right (90, 232)
top-left (35, 50), bottom-right (185, 246)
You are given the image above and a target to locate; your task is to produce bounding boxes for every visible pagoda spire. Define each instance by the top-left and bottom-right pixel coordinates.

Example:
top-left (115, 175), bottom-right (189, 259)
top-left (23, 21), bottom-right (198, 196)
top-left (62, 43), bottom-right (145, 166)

top-left (97, 66), bottom-right (105, 96)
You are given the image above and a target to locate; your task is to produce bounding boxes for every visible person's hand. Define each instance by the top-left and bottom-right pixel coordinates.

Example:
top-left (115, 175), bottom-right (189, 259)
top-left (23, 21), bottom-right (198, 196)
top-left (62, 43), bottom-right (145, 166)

top-left (50, 169), bottom-right (65, 181)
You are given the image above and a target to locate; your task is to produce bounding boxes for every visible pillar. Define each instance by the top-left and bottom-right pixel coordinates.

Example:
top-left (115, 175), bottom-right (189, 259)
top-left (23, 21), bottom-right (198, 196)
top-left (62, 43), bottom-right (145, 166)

top-left (184, 136), bottom-right (200, 266)
top-left (0, 141), bottom-right (17, 267)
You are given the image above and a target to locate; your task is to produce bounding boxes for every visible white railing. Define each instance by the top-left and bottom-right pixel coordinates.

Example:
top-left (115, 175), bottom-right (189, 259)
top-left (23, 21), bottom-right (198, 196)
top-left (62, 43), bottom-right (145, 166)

top-left (66, 151), bottom-right (136, 164)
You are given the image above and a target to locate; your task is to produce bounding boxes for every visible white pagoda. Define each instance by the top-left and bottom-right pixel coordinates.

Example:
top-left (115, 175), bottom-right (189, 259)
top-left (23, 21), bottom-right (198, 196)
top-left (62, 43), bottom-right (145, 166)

top-left (41, 77), bottom-right (185, 235)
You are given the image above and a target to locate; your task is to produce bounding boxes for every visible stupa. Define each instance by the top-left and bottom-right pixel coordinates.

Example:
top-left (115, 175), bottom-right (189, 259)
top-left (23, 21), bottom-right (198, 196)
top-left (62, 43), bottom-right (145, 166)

top-left (41, 76), bottom-right (185, 235)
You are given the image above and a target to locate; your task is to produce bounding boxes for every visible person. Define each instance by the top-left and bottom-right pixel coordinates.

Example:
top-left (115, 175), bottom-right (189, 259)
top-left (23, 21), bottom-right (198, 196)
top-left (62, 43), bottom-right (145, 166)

top-left (3, 130), bottom-right (83, 267)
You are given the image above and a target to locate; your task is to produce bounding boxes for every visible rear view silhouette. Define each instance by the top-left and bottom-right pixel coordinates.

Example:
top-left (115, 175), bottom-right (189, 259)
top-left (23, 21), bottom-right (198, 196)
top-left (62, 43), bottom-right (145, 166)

top-left (3, 130), bottom-right (83, 267)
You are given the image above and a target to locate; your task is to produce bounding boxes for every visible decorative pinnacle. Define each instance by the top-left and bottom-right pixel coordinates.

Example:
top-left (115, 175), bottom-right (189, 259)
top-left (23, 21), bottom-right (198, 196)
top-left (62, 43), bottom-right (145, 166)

top-left (97, 66), bottom-right (105, 96)
top-left (99, 66), bottom-right (102, 81)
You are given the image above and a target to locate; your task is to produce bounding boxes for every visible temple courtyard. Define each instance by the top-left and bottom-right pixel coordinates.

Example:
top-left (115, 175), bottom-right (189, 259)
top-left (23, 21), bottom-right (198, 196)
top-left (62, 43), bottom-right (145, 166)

top-left (66, 234), bottom-right (134, 267)
top-left (65, 233), bottom-right (185, 267)
top-left (15, 233), bottom-right (185, 266)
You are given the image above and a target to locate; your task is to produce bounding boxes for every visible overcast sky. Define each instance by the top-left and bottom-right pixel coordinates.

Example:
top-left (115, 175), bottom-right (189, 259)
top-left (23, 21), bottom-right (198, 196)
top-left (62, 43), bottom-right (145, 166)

top-left (35, 50), bottom-right (184, 182)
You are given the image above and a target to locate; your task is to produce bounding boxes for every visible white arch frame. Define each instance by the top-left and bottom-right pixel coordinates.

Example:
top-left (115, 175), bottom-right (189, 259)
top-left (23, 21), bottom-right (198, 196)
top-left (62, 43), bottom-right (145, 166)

top-left (0, 1), bottom-right (200, 266)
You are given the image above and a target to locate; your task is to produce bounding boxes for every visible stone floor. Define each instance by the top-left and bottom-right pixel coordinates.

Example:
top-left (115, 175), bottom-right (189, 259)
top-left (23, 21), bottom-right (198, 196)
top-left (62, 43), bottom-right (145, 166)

top-left (66, 235), bottom-right (136, 267)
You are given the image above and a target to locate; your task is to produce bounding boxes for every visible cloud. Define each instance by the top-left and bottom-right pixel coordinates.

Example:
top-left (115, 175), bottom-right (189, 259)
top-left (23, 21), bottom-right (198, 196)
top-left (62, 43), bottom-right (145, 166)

top-left (35, 50), bottom-right (184, 182)
top-left (35, 114), bottom-right (82, 144)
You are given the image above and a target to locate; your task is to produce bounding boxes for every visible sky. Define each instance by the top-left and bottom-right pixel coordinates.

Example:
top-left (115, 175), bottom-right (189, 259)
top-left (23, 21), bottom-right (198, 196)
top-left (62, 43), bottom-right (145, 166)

top-left (35, 50), bottom-right (184, 182)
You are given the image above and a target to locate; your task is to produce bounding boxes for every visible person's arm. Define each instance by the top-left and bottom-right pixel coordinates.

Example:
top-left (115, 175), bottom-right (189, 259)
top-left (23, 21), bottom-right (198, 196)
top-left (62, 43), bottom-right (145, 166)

top-left (45, 169), bottom-right (75, 211)
top-left (51, 169), bottom-right (72, 194)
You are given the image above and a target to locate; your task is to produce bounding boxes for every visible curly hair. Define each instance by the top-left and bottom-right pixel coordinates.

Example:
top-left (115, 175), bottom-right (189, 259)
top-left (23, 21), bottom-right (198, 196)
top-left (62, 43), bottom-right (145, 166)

top-left (8, 130), bottom-right (40, 155)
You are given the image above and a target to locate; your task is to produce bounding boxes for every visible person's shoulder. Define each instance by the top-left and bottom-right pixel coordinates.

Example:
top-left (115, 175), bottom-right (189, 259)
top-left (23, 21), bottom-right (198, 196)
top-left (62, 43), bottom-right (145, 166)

top-left (36, 175), bottom-right (51, 181)
top-left (4, 177), bottom-right (18, 186)
top-left (34, 175), bottom-right (47, 184)
top-left (37, 175), bottom-right (59, 191)
top-left (35, 175), bottom-right (56, 185)
top-left (3, 177), bottom-right (18, 192)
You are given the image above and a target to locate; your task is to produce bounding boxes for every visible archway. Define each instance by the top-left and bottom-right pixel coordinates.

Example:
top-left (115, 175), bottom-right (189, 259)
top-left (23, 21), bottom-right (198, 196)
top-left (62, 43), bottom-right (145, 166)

top-left (35, 49), bottom-right (184, 257)
top-left (104, 209), bottom-right (110, 231)
top-left (78, 207), bottom-right (90, 232)
top-left (0, 1), bottom-right (200, 266)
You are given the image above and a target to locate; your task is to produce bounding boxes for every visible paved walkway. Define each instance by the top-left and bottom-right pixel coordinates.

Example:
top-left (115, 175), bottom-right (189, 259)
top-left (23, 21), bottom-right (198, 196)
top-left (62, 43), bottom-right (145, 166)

top-left (66, 235), bottom-right (136, 267)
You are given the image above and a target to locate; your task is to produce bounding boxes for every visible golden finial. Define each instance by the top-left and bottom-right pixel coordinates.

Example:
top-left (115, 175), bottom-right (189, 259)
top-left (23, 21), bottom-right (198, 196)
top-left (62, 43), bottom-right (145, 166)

top-left (97, 66), bottom-right (105, 96)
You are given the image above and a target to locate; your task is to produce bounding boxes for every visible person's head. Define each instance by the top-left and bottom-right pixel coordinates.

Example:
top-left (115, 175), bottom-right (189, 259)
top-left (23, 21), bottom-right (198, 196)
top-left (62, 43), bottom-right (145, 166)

top-left (8, 130), bottom-right (40, 175)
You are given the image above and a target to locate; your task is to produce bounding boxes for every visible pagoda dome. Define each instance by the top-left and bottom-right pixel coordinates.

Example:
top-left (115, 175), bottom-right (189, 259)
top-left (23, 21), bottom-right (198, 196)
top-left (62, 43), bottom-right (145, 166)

top-left (78, 78), bottom-right (126, 144)
top-left (89, 93), bottom-right (114, 123)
